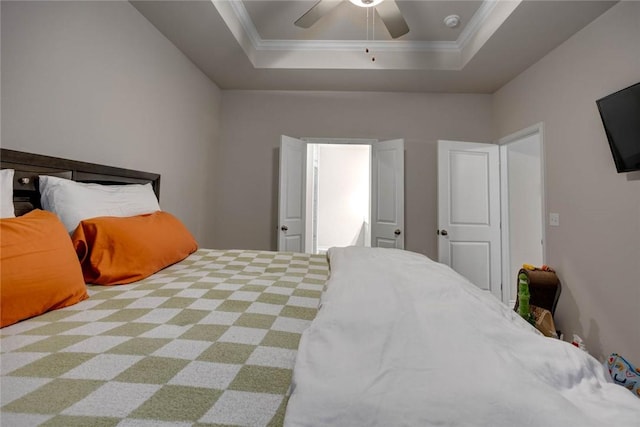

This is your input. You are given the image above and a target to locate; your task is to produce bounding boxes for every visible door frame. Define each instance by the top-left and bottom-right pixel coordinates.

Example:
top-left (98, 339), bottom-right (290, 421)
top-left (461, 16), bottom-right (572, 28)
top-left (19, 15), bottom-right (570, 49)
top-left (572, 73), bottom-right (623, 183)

top-left (497, 122), bottom-right (547, 305)
top-left (303, 138), bottom-right (378, 145)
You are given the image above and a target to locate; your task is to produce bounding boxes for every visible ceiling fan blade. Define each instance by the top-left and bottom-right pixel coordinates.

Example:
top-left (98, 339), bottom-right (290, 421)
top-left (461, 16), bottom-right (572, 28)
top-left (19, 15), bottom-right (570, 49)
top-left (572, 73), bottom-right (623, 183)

top-left (375, 0), bottom-right (409, 39)
top-left (294, 0), bottom-right (343, 29)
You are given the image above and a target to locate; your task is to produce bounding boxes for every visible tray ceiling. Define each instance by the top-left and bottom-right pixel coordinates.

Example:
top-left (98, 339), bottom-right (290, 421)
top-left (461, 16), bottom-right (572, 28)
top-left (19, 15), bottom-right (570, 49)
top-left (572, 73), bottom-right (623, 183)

top-left (131, 0), bottom-right (617, 92)
top-left (243, 1), bottom-right (482, 41)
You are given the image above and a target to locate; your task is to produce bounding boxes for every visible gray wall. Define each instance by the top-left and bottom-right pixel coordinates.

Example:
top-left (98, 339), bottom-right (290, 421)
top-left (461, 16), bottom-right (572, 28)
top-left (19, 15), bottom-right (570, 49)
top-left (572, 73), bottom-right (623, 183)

top-left (216, 90), bottom-right (493, 256)
top-left (1, 1), bottom-right (221, 246)
top-left (493, 1), bottom-right (640, 362)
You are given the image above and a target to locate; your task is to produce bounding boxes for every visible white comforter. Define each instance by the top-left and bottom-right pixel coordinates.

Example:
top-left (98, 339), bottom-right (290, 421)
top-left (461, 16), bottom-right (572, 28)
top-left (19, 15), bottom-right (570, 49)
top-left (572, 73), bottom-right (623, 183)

top-left (285, 247), bottom-right (640, 426)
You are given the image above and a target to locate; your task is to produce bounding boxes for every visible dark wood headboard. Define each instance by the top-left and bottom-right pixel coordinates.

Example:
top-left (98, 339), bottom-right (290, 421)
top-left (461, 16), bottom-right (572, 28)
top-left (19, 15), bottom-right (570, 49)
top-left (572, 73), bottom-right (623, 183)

top-left (1, 148), bottom-right (161, 216)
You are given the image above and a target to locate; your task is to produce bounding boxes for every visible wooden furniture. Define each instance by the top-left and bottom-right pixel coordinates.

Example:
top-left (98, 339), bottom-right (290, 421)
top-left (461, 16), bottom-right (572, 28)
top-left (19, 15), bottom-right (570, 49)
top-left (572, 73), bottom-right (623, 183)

top-left (1, 148), bottom-right (160, 216)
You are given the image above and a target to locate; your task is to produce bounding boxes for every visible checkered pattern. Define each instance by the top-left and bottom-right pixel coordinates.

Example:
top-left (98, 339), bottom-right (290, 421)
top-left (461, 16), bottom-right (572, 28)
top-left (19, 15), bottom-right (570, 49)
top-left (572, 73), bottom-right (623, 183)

top-left (1, 249), bottom-right (328, 426)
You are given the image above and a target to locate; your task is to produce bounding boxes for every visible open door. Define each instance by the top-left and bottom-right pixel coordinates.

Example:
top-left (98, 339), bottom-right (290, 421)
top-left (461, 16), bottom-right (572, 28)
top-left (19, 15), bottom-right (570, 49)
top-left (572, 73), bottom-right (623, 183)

top-left (371, 139), bottom-right (404, 249)
top-left (438, 140), bottom-right (501, 298)
top-left (278, 136), bottom-right (307, 252)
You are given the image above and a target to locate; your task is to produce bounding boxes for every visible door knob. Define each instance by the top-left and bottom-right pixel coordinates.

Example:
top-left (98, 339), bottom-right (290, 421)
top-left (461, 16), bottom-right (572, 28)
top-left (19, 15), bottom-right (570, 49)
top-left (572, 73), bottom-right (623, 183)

top-left (440, 229), bottom-right (448, 236)
top-left (394, 229), bottom-right (401, 236)
top-left (281, 225), bottom-right (288, 231)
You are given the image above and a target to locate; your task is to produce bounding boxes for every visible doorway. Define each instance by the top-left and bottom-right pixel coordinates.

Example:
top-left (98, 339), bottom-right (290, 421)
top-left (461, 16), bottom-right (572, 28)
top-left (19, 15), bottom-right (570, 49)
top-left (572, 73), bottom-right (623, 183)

top-left (278, 135), bottom-right (405, 253)
top-left (305, 143), bottom-right (371, 254)
top-left (499, 124), bottom-right (545, 305)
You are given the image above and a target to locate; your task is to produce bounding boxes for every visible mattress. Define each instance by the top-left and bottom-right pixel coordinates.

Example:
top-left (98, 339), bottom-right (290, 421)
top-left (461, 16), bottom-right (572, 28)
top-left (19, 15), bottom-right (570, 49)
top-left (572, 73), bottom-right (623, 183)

top-left (1, 249), bottom-right (328, 426)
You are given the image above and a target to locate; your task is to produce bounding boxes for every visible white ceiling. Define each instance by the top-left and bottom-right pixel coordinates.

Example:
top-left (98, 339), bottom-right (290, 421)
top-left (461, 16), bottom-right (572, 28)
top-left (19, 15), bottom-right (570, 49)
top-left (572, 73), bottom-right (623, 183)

top-left (131, 0), bottom-right (617, 93)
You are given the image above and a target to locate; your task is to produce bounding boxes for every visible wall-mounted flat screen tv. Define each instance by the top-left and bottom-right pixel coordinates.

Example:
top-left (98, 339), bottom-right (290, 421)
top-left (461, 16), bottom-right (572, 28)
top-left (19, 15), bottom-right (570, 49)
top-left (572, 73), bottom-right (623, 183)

top-left (596, 82), bottom-right (640, 173)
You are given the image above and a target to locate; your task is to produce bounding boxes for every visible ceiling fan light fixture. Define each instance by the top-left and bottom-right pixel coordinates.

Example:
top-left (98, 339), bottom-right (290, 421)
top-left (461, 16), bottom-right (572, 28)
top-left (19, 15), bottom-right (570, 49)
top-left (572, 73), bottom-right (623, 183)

top-left (349, 0), bottom-right (385, 8)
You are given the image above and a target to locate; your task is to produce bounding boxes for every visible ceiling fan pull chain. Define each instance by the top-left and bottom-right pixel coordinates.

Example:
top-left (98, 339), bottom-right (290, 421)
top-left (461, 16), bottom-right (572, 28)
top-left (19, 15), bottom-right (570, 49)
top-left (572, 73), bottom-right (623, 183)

top-left (371, 8), bottom-right (376, 62)
top-left (363, 7), bottom-right (375, 62)
top-left (365, 7), bottom-right (369, 53)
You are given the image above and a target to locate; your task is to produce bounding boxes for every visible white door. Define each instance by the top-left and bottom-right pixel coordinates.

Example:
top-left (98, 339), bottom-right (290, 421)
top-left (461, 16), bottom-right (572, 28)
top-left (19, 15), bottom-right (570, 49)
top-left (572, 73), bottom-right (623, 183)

top-left (371, 139), bottom-right (404, 249)
top-left (438, 140), bottom-right (501, 298)
top-left (278, 136), bottom-right (307, 252)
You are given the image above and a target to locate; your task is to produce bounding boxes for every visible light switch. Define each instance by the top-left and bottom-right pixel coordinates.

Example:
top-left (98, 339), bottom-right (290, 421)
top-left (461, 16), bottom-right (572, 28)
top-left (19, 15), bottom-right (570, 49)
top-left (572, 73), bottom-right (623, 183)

top-left (549, 213), bottom-right (560, 226)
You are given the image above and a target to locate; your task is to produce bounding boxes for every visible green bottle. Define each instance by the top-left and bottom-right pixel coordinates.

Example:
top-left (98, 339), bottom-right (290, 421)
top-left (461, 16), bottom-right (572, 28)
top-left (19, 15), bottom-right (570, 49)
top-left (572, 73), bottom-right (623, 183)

top-left (518, 272), bottom-right (535, 325)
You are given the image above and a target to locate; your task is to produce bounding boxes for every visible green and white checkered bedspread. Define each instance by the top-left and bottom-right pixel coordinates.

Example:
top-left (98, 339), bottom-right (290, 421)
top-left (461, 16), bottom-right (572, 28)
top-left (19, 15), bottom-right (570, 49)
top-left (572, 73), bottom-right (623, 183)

top-left (0, 249), bottom-right (328, 427)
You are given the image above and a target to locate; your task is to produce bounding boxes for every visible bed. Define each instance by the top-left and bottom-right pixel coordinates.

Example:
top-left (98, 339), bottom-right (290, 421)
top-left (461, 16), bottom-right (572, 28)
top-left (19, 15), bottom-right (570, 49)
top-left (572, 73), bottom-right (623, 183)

top-left (1, 149), bottom-right (639, 426)
top-left (0, 149), bottom-right (328, 426)
top-left (1, 248), bottom-right (327, 426)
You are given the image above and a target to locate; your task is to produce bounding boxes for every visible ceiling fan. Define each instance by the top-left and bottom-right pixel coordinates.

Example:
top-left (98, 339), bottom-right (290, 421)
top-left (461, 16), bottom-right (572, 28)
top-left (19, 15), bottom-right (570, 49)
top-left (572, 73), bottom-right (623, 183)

top-left (294, 0), bottom-right (410, 39)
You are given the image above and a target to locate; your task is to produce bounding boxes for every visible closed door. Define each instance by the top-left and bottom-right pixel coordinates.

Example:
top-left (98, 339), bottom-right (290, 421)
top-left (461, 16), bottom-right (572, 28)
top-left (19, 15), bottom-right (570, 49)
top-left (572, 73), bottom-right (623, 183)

top-left (437, 140), bottom-right (501, 299)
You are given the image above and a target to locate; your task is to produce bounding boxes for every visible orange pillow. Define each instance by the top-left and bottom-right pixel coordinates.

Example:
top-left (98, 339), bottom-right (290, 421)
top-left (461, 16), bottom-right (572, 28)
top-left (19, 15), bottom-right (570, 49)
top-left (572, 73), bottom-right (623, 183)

top-left (72, 211), bottom-right (198, 285)
top-left (0, 210), bottom-right (88, 327)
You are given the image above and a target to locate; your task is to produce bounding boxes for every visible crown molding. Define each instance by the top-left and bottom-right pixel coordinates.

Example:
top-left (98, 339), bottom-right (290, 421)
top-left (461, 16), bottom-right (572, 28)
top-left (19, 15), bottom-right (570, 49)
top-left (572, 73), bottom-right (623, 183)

top-left (212, 0), bottom-right (518, 70)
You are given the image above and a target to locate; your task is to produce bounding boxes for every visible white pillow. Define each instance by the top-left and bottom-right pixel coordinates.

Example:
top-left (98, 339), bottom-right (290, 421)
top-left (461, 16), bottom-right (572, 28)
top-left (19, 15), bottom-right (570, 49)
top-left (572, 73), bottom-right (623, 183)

top-left (1, 169), bottom-right (16, 218)
top-left (39, 175), bottom-right (161, 233)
